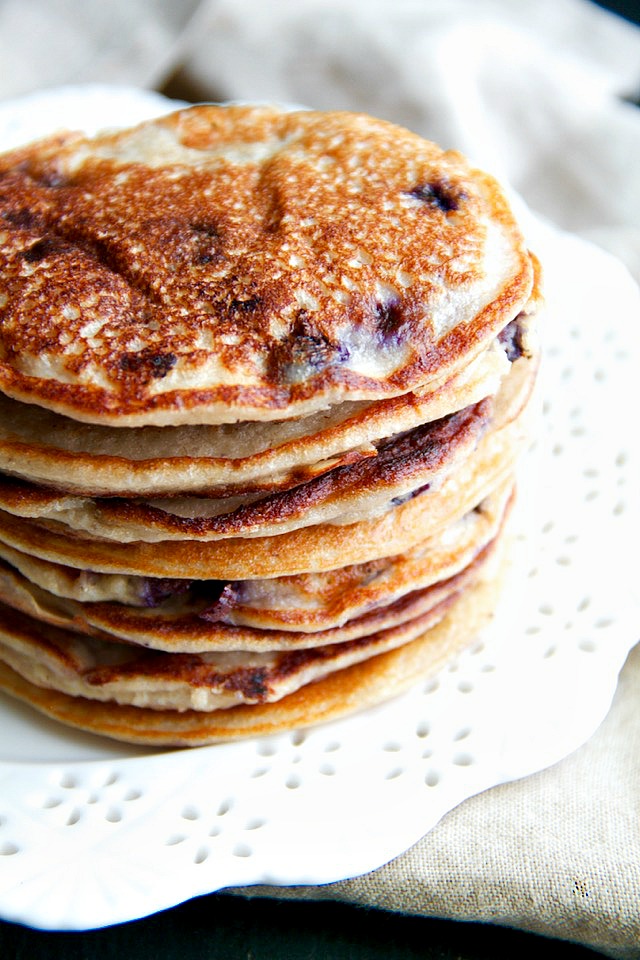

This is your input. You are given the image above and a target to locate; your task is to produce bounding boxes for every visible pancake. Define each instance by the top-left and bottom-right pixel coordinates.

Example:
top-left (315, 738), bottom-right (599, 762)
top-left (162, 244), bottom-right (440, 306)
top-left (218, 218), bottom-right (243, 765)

top-left (0, 103), bottom-right (542, 745)
top-left (0, 480), bottom-right (512, 631)
top-left (0, 594), bottom-right (457, 710)
top-left (0, 404), bottom-right (525, 580)
top-left (0, 348), bottom-right (535, 546)
top-left (0, 395), bottom-right (491, 541)
top-left (0, 532), bottom-right (504, 716)
top-left (0, 339), bottom-right (512, 497)
top-left (0, 105), bottom-right (534, 427)
top-left (0, 553), bottom-right (502, 746)
top-left (0, 487), bottom-right (511, 651)
top-left (0, 535), bottom-right (498, 711)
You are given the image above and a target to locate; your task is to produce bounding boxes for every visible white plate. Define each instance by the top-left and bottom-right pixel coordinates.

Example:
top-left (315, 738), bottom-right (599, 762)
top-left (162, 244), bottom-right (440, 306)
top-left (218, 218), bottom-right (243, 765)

top-left (0, 87), bottom-right (638, 931)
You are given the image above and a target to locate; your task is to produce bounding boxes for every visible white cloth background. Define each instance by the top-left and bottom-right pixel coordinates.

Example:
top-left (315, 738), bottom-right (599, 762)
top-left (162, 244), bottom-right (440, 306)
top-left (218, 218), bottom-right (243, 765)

top-left (0, 0), bottom-right (639, 955)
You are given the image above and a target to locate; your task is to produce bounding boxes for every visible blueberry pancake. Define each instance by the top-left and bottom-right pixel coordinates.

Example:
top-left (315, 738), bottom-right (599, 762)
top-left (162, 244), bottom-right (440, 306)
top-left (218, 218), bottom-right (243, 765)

top-left (0, 105), bottom-right (541, 745)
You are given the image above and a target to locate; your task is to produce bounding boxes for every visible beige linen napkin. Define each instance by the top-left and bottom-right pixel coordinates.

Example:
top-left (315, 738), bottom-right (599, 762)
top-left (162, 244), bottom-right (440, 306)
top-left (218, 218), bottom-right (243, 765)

top-left (0, 0), bottom-right (639, 954)
top-left (240, 643), bottom-right (640, 959)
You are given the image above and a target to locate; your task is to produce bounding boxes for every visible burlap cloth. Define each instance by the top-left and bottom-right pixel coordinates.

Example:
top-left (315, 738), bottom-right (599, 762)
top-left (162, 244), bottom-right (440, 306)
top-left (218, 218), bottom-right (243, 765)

top-left (0, 0), bottom-right (639, 954)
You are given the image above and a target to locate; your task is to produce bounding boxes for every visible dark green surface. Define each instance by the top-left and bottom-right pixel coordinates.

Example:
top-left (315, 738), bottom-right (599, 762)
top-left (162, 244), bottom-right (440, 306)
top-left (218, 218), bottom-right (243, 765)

top-left (0, 893), bottom-right (603, 959)
top-left (595, 0), bottom-right (640, 27)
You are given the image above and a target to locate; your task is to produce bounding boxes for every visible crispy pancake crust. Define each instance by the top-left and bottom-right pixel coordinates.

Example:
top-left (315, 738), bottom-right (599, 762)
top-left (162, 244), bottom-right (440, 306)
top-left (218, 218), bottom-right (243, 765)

top-left (0, 105), bottom-right (534, 426)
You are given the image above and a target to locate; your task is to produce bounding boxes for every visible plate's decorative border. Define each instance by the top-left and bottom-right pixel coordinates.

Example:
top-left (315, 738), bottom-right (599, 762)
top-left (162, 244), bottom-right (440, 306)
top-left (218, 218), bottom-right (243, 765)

top-left (0, 88), bottom-right (638, 931)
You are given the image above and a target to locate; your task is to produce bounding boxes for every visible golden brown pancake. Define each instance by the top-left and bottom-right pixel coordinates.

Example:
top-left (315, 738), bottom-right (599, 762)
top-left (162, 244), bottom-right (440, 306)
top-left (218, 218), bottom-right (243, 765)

top-left (0, 349), bottom-right (535, 550)
top-left (0, 105), bottom-right (534, 426)
top-left (0, 341), bottom-right (511, 497)
top-left (0, 392), bottom-right (492, 542)
top-left (0, 543), bottom-right (493, 710)
top-left (0, 555), bottom-right (502, 746)
top-left (0, 499), bottom-right (508, 651)
top-left (0, 417), bottom-right (522, 580)
top-left (0, 480), bottom-right (512, 635)
top-left (0, 104), bottom-right (542, 745)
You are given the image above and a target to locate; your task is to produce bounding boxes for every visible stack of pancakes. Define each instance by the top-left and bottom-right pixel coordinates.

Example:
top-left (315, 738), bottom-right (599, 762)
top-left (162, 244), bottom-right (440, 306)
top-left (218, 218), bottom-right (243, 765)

top-left (0, 105), bottom-right (541, 746)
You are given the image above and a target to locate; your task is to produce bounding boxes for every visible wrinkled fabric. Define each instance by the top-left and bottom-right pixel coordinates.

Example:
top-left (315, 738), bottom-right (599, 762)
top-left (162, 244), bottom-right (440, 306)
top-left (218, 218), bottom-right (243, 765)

top-left (241, 643), bottom-right (640, 958)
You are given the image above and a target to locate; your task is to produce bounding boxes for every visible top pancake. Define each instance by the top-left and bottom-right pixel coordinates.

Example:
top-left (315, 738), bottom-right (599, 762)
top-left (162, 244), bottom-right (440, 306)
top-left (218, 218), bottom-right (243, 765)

top-left (0, 104), bottom-right (534, 426)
